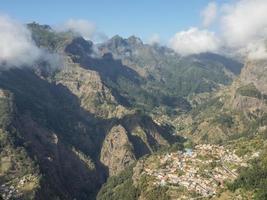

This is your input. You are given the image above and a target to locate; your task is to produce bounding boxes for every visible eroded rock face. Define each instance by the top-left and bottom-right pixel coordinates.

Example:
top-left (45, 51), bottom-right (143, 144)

top-left (18, 115), bottom-right (104, 200)
top-left (100, 125), bottom-right (136, 176)
top-left (230, 59), bottom-right (267, 112)
top-left (55, 57), bottom-right (131, 119)
top-left (232, 95), bottom-right (267, 113)
top-left (240, 59), bottom-right (267, 94)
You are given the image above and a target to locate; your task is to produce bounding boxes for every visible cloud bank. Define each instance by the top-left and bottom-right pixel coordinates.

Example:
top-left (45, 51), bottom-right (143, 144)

top-left (246, 41), bottom-right (267, 60)
top-left (220, 0), bottom-right (267, 59)
top-left (221, 0), bottom-right (267, 48)
top-left (169, 0), bottom-right (267, 59)
top-left (57, 19), bottom-right (108, 43)
top-left (0, 15), bottom-right (41, 67)
top-left (60, 19), bottom-right (96, 40)
top-left (169, 28), bottom-right (220, 56)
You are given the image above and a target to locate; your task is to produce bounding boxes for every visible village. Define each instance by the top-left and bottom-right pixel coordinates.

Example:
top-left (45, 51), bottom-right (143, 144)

top-left (142, 144), bottom-right (249, 198)
top-left (0, 175), bottom-right (37, 200)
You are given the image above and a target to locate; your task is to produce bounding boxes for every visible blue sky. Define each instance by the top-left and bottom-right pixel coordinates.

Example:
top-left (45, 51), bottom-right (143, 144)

top-left (0, 0), bottom-right (232, 42)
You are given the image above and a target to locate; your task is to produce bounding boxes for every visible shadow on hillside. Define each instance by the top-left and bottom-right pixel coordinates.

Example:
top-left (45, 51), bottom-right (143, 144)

top-left (0, 67), bottom-right (185, 199)
top-left (0, 68), bottom-right (111, 200)
top-left (101, 113), bottom-right (186, 159)
top-left (65, 37), bottom-right (145, 107)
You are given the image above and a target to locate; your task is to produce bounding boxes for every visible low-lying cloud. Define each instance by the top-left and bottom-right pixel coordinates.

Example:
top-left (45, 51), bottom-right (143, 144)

top-left (60, 19), bottom-right (96, 40)
top-left (246, 41), bottom-right (267, 60)
top-left (0, 15), bottom-right (41, 67)
top-left (57, 19), bottom-right (108, 43)
top-left (169, 28), bottom-right (220, 56)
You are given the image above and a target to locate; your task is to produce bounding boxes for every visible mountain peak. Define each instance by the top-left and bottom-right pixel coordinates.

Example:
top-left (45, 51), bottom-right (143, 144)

top-left (65, 36), bottom-right (94, 56)
top-left (27, 22), bottom-right (52, 31)
top-left (107, 35), bottom-right (127, 48)
top-left (127, 35), bottom-right (143, 45)
top-left (107, 35), bottom-right (143, 47)
top-left (110, 35), bottom-right (125, 43)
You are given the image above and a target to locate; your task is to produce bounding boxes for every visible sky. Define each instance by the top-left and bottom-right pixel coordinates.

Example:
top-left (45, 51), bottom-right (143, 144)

top-left (0, 0), bottom-right (232, 42)
top-left (0, 0), bottom-right (267, 67)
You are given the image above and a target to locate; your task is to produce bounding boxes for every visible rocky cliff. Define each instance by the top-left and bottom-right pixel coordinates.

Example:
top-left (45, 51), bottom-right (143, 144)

top-left (172, 57), bottom-right (267, 144)
top-left (100, 125), bottom-right (136, 176)
top-left (0, 23), bottom-right (181, 200)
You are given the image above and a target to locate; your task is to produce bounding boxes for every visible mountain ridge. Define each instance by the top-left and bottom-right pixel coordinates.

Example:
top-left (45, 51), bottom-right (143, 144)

top-left (0, 22), bottom-right (257, 200)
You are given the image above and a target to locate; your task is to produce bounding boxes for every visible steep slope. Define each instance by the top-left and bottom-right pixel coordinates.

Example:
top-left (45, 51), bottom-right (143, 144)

top-left (99, 36), bottom-right (243, 111)
top-left (0, 69), bottom-right (107, 199)
top-left (0, 22), bottom-right (247, 200)
top-left (98, 137), bottom-right (267, 200)
top-left (0, 23), bottom-right (180, 200)
top-left (97, 57), bottom-right (267, 199)
top-left (0, 90), bottom-right (41, 200)
top-left (171, 57), bottom-right (267, 144)
top-left (100, 125), bottom-right (136, 176)
top-left (96, 45), bottom-right (267, 200)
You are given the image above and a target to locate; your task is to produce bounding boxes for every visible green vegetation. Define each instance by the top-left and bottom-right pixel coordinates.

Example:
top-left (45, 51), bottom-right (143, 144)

top-left (0, 94), bottom-right (13, 129)
top-left (228, 149), bottom-right (267, 200)
top-left (143, 186), bottom-right (170, 200)
top-left (237, 83), bottom-right (263, 99)
top-left (97, 166), bottom-right (140, 200)
top-left (98, 161), bottom-right (172, 200)
top-left (99, 36), bottom-right (242, 114)
top-left (28, 22), bottom-right (70, 50)
top-left (227, 136), bottom-right (264, 157)
top-left (190, 97), bottom-right (224, 117)
top-left (2, 22), bottom-right (262, 200)
top-left (213, 113), bottom-right (234, 128)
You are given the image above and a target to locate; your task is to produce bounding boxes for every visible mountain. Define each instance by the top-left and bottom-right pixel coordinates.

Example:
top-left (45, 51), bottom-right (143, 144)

top-left (0, 23), bottom-right (180, 200)
top-left (0, 23), bottom-right (249, 200)
top-left (98, 57), bottom-right (267, 200)
top-left (97, 35), bottom-right (243, 113)
top-left (171, 58), bottom-right (267, 144)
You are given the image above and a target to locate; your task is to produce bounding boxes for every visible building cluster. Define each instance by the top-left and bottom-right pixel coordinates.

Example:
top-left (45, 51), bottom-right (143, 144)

top-left (0, 175), bottom-right (33, 200)
top-left (0, 184), bottom-right (17, 200)
top-left (143, 144), bottom-right (246, 198)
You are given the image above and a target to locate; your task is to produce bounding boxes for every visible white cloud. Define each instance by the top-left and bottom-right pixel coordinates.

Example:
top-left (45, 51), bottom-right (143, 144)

top-left (0, 15), bottom-right (41, 67)
top-left (148, 33), bottom-right (161, 45)
top-left (201, 2), bottom-right (217, 27)
top-left (247, 41), bottom-right (267, 60)
top-left (59, 19), bottom-right (96, 40)
top-left (169, 27), bottom-right (220, 55)
top-left (56, 19), bottom-right (108, 43)
top-left (221, 0), bottom-right (267, 48)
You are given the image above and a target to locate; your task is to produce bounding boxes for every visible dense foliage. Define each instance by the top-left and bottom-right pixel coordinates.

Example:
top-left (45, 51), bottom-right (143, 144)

top-left (237, 83), bottom-right (267, 100)
top-left (97, 166), bottom-right (140, 200)
top-left (98, 36), bottom-right (242, 113)
top-left (228, 149), bottom-right (267, 199)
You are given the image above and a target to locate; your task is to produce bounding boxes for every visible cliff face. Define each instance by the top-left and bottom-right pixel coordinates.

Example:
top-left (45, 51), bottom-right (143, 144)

top-left (174, 58), bottom-right (267, 144)
top-left (0, 24), bottom-right (178, 200)
top-left (55, 57), bottom-right (131, 119)
top-left (230, 59), bottom-right (267, 113)
top-left (18, 115), bottom-right (104, 200)
top-left (100, 125), bottom-right (136, 176)
top-left (240, 59), bottom-right (267, 94)
top-left (0, 23), bottom-right (249, 200)
top-left (100, 113), bottom-right (172, 176)
top-left (0, 90), bottom-right (41, 200)
top-left (0, 66), bottom-right (173, 199)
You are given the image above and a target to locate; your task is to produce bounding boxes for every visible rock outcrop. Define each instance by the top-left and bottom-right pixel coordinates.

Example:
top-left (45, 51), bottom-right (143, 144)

top-left (240, 59), bottom-right (267, 94)
top-left (100, 125), bottom-right (136, 176)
